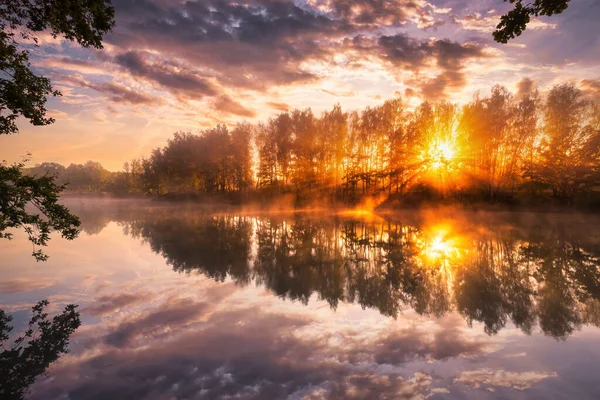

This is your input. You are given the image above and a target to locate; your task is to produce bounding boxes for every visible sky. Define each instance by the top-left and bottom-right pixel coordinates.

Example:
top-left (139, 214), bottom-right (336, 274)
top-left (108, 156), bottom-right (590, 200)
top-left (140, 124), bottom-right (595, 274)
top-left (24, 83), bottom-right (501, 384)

top-left (3, 0), bottom-right (600, 170)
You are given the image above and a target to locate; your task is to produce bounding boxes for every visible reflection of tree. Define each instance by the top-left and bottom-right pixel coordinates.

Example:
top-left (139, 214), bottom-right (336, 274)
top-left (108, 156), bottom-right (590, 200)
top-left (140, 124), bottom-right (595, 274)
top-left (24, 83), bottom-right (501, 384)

top-left (122, 211), bottom-right (253, 284)
top-left (254, 218), bottom-right (345, 308)
top-left (0, 301), bottom-right (81, 400)
top-left (455, 241), bottom-right (510, 334)
top-left (96, 205), bottom-right (600, 339)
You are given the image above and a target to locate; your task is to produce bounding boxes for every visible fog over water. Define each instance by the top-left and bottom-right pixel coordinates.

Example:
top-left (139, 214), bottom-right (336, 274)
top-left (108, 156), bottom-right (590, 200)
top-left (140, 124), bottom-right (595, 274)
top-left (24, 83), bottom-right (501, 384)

top-left (1, 199), bottom-right (600, 399)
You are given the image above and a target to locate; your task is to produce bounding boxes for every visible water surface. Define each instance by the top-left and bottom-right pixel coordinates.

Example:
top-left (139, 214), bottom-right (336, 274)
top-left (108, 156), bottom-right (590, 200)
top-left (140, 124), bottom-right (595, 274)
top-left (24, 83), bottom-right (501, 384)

top-left (1, 200), bottom-right (600, 399)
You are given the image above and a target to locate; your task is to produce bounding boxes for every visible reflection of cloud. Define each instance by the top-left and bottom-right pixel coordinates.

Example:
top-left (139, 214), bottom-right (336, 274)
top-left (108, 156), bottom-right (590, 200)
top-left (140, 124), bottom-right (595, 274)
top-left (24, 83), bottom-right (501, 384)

top-left (83, 291), bottom-right (152, 316)
top-left (30, 290), bottom-right (494, 400)
top-left (372, 325), bottom-right (494, 364)
top-left (104, 297), bottom-right (211, 347)
top-left (454, 368), bottom-right (557, 391)
top-left (0, 278), bottom-right (55, 294)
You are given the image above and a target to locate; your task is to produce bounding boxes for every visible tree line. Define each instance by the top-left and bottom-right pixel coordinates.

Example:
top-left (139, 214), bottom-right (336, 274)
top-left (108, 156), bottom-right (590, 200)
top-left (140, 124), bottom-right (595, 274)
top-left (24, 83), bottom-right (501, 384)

top-left (29, 82), bottom-right (600, 206)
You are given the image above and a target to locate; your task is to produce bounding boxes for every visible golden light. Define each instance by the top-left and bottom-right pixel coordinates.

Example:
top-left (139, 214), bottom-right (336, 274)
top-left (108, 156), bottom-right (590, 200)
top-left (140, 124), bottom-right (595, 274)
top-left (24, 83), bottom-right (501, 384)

top-left (419, 223), bottom-right (463, 268)
top-left (428, 140), bottom-right (456, 170)
top-left (424, 232), bottom-right (457, 261)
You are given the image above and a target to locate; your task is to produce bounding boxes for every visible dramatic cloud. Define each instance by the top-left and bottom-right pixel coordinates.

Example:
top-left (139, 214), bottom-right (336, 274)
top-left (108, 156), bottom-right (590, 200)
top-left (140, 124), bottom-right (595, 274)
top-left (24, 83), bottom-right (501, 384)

top-left (5, 0), bottom-right (600, 169)
top-left (375, 34), bottom-right (485, 100)
top-left (114, 51), bottom-right (218, 100)
top-left (28, 290), bottom-right (497, 400)
top-left (57, 0), bottom-right (486, 106)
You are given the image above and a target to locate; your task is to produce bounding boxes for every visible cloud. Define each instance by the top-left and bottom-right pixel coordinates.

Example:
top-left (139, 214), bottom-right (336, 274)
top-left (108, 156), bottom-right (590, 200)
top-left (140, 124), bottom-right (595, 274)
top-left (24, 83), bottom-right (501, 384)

top-left (93, 0), bottom-right (481, 102)
top-left (62, 76), bottom-right (160, 105)
top-left (31, 0), bottom-right (502, 115)
top-left (212, 95), bottom-right (257, 118)
top-left (516, 77), bottom-right (535, 99)
top-left (266, 101), bottom-right (290, 111)
top-left (454, 368), bottom-right (557, 391)
top-left (451, 12), bottom-right (556, 33)
top-left (580, 79), bottom-right (600, 101)
top-left (106, 0), bottom-right (338, 89)
top-left (93, 81), bottom-right (160, 105)
top-left (321, 88), bottom-right (356, 97)
top-left (374, 34), bottom-right (485, 100)
top-left (114, 51), bottom-right (218, 100)
top-left (0, 278), bottom-right (55, 294)
top-left (42, 57), bottom-right (108, 75)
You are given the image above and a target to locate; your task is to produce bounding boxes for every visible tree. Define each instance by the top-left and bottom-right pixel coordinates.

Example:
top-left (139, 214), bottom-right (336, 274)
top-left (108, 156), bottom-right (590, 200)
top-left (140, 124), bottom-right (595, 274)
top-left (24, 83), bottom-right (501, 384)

top-left (494, 0), bottom-right (570, 43)
top-left (0, 0), bottom-right (115, 259)
top-left (531, 83), bottom-right (594, 201)
top-left (459, 86), bottom-right (516, 198)
top-left (1, 0), bottom-right (115, 135)
top-left (0, 156), bottom-right (80, 261)
top-left (0, 300), bottom-right (81, 400)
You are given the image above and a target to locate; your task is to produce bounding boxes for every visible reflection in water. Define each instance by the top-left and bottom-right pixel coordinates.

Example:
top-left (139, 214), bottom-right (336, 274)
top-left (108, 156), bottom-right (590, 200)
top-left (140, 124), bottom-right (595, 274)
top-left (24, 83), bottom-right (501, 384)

top-left (86, 207), bottom-right (600, 341)
top-left (3, 203), bottom-right (600, 399)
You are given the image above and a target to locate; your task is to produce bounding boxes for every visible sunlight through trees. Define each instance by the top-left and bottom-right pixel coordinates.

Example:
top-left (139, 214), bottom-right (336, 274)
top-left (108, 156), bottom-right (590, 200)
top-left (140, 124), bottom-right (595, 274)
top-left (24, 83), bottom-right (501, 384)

top-left (27, 82), bottom-right (600, 206)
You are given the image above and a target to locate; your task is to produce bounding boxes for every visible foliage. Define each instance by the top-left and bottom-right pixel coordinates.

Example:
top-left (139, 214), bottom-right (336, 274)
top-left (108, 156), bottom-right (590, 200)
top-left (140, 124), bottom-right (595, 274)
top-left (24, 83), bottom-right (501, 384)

top-left (494, 0), bottom-right (570, 43)
top-left (0, 0), bottom-right (114, 259)
top-left (1, 156), bottom-right (80, 261)
top-left (0, 0), bottom-right (115, 135)
top-left (0, 300), bottom-right (81, 400)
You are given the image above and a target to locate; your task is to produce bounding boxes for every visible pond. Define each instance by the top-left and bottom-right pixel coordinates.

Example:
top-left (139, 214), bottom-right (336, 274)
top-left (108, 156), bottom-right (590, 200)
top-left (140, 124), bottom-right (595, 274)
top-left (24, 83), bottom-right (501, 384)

top-left (1, 199), bottom-right (600, 399)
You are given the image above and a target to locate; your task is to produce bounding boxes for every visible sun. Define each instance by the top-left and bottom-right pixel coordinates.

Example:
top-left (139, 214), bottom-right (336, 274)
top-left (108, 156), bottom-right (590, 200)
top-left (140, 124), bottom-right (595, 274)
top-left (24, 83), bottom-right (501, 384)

top-left (428, 140), bottom-right (456, 170)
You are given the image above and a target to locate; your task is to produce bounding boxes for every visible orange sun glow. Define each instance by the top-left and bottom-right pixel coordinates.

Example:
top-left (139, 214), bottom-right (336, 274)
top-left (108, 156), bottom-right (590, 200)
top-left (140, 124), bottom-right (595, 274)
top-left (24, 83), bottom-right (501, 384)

top-left (428, 140), bottom-right (456, 170)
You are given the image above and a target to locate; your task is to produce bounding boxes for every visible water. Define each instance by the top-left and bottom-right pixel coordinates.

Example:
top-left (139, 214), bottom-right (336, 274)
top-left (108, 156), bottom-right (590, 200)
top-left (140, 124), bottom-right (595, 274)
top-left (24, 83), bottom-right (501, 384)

top-left (1, 200), bottom-right (600, 399)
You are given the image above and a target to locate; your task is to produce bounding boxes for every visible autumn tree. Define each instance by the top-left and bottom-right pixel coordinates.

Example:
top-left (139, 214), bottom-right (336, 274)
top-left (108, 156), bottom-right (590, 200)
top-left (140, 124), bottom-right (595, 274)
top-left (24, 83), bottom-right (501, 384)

top-left (319, 104), bottom-right (348, 193)
top-left (459, 86), bottom-right (517, 198)
top-left (528, 83), bottom-right (597, 201)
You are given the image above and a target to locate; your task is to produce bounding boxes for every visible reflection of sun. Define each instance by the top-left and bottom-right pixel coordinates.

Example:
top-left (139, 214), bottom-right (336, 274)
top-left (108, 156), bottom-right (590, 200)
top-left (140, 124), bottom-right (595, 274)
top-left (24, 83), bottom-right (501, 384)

top-left (426, 234), bottom-right (453, 260)
top-left (420, 225), bottom-right (463, 266)
top-left (424, 232), bottom-right (459, 262)
top-left (417, 224), bottom-right (464, 292)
